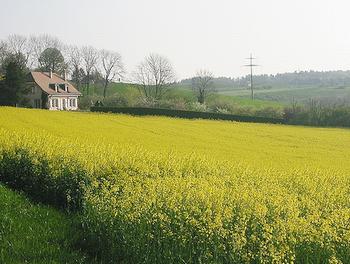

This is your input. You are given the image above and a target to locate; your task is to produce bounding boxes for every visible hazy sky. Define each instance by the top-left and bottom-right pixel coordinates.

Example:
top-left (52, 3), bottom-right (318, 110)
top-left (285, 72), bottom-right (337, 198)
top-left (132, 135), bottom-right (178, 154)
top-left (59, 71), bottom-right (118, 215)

top-left (1, 0), bottom-right (350, 79)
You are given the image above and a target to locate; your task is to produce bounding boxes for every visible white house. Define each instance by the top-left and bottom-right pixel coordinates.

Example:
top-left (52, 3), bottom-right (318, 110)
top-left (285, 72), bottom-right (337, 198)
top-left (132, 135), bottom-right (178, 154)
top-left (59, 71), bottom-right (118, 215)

top-left (26, 71), bottom-right (81, 110)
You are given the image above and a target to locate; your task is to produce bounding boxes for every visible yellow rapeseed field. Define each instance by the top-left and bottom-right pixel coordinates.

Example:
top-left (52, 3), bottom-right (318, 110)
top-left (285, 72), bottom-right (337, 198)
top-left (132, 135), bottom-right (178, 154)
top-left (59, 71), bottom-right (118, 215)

top-left (1, 107), bottom-right (350, 263)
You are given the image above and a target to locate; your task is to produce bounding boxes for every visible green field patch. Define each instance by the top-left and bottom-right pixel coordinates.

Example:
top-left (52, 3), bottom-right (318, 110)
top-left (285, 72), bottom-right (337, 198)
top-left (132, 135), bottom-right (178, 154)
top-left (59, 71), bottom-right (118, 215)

top-left (0, 184), bottom-right (90, 264)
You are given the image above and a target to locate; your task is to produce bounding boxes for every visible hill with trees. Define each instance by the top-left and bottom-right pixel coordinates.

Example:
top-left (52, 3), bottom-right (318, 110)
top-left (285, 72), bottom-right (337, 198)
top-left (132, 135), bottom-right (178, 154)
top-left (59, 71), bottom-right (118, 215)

top-left (180, 71), bottom-right (350, 103)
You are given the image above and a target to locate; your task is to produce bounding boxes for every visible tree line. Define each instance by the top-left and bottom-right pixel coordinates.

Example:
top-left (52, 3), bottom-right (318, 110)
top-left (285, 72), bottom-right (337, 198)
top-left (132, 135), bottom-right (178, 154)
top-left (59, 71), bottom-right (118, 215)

top-left (0, 34), bottom-right (215, 106)
top-left (181, 70), bottom-right (350, 90)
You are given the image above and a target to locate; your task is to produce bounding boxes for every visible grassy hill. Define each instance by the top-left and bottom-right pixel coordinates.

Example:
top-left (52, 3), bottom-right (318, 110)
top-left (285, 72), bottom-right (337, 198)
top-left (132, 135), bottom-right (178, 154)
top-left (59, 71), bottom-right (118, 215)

top-left (88, 82), bottom-right (285, 110)
top-left (178, 82), bottom-right (350, 104)
top-left (88, 80), bottom-right (350, 111)
top-left (1, 107), bottom-right (350, 262)
top-left (179, 71), bottom-right (350, 104)
top-left (0, 184), bottom-right (90, 263)
top-left (218, 85), bottom-right (350, 103)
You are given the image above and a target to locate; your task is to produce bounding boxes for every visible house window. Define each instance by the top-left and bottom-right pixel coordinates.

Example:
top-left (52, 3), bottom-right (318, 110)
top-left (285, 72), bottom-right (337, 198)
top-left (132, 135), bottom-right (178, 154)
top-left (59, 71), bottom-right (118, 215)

top-left (59, 84), bottom-right (66, 91)
top-left (72, 99), bottom-right (76, 107)
top-left (31, 86), bottom-right (35, 94)
top-left (49, 84), bottom-right (59, 92)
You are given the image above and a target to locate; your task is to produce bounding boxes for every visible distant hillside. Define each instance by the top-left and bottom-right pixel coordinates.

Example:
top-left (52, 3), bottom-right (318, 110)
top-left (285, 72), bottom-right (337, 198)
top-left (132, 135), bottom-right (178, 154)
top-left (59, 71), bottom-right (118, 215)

top-left (180, 70), bottom-right (350, 89)
top-left (85, 70), bottom-right (350, 106)
top-left (179, 70), bottom-right (350, 103)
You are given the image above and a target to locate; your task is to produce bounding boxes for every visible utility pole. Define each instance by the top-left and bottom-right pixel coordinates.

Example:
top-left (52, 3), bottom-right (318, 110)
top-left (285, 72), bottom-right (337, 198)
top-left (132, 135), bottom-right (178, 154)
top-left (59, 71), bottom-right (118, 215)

top-left (244, 54), bottom-right (259, 100)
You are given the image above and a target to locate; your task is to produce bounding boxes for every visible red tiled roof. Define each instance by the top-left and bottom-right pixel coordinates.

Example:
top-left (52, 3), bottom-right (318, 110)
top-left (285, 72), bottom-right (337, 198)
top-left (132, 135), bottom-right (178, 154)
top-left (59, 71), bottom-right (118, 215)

top-left (29, 72), bottom-right (82, 96)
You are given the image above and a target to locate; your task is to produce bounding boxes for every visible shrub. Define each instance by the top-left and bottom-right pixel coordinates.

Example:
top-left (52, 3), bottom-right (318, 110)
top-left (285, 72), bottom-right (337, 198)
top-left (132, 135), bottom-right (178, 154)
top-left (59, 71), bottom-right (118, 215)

top-left (103, 95), bottom-right (129, 107)
top-left (254, 106), bottom-right (284, 119)
top-left (157, 98), bottom-right (189, 110)
top-left (79, 95), bottom-right (101, 110)
top-left (284, 104), bottom-right (350, 128)
top-left (206, 98), bottom-right (237, 113)
top-left (189, 102), bottom-right (208, 112)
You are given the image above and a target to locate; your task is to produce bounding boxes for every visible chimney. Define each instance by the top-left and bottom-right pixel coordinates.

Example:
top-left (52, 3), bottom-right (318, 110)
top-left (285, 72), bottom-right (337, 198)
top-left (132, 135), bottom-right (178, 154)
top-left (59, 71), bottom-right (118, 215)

top-left (49, 69), bottom-right (53, 78)
top-left (64, 69), bottom-right (67, 81)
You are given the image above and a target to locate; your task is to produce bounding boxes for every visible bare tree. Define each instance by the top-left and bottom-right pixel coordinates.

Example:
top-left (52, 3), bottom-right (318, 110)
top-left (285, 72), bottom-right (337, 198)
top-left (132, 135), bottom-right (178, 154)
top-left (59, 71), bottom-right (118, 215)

top-left (28, 34), bottom-right (62, 68)
top-left (0, 40), bottom-right (8, 66)
top-left (6, 34), bottom-right (33, 67)
top-left (99, 50), bottom-right (124, 98)
top-left (67, 45), bottom-right (81, 72)
top-left (67, 45), bottom-right (84, 89)
top-left (133, 53), bottom-right (175, 101)
top-left (6, 34), bottom-right (27, 54)
top-left (191, 70), bottom-right (215, 104)
top-left (0, 41), bottom-right (8, 76)
top-left (81, 46), bottom-right (98, 95)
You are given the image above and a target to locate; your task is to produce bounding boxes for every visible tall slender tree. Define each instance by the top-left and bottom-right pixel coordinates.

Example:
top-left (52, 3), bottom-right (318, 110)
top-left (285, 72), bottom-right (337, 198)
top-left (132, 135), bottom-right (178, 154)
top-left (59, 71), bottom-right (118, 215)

top-left (81, 46), bottom-right (98, 95)
top-left (99, 49), bottom-right (124, 98)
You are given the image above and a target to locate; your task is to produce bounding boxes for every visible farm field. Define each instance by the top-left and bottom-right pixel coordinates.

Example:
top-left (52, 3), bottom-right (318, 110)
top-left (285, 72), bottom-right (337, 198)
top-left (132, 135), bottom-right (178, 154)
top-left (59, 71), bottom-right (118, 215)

top-left (1, 107), bottom-right (350, 263)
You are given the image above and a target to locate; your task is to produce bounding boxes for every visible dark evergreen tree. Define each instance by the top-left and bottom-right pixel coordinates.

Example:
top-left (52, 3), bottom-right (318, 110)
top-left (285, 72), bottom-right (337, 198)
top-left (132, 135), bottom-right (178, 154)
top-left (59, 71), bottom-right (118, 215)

top-left (0, 53), bottom-right (29, 106)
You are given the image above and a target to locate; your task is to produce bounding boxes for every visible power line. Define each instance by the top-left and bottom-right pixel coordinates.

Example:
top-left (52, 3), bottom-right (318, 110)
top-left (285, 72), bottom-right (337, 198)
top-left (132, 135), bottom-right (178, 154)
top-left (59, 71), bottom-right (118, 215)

top-left (244, 54), bottom-right (259, 100)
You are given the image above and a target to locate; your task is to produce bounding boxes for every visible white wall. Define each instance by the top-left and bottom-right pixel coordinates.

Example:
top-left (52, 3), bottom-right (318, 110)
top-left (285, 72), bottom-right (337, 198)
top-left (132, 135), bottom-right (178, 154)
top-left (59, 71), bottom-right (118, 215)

top-left (48, 96), bottom-right (79, 111)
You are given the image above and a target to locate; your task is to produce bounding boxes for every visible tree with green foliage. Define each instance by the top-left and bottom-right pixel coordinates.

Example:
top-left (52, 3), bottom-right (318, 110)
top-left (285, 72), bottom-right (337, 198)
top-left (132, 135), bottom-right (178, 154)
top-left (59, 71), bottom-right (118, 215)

top-left (0, 53), bottom-right (29, 106)
top-left (38, 47), bottom-right (66, 73)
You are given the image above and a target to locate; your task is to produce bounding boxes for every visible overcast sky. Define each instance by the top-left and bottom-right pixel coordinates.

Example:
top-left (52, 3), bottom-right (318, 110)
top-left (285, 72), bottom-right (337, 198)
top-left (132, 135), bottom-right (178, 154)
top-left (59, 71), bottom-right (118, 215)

top-left (1, 0), bottom-right (350, 79)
